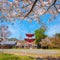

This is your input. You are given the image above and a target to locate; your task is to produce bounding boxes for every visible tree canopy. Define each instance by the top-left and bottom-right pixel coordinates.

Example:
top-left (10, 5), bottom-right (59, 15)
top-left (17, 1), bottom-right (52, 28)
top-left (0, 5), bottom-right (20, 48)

top-left (0, 0), bottom-right (60, 23)
top-left (55, 33), bottom-right (60, 37)
top-left (49, 33), bottom-right (60, 48)
top-left (35, 28), bottom-right (47, 44)
top-left (0, 25), bottom-right (11, 41)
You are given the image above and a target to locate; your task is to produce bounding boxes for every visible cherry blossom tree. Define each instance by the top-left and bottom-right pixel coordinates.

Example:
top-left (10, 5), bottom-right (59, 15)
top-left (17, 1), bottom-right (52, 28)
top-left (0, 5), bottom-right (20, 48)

top-left (0, 25), bottom-right (11, 41)
top-left (0, 0), bottom-right (60, 26)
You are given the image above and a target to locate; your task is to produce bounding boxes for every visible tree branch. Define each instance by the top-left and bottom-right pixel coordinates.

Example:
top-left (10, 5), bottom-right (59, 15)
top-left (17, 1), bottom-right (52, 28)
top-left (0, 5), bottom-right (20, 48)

top-left (24, 0), bottom-right (38, 17)
top-left (47, 0), bottom-right (57, 11)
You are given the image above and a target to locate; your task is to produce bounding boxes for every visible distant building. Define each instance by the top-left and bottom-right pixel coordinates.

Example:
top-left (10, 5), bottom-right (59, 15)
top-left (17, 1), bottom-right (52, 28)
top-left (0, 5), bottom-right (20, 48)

top-left (16, 40), bottom-right (37, 49)
top-left (0, 41), bottom-right (17, 49)
top-left (16, 40), bottom-right (26, 48)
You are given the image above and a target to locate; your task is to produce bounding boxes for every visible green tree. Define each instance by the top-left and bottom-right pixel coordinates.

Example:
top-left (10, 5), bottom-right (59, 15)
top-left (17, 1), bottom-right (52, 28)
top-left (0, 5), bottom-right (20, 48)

top-left (35, 28), bottom-right (47, 44)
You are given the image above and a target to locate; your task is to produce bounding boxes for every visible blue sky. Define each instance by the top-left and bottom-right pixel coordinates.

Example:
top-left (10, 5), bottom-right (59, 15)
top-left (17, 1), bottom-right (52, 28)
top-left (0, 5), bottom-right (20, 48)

top-left (0, 0), bottom-right (60, 40)
top-left (0, 14), bottom-right (60, 40)
top-left (6, 20), bottom-right (41, 40)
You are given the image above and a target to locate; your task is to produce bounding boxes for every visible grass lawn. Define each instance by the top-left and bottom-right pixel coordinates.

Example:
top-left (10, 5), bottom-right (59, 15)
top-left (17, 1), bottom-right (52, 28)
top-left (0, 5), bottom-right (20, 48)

top-left (0, 49), bottom-right (60, 60)
top-left (0, 52), bottom-right (60, 60)
top-left (0, 53), bottom-right (35, 60)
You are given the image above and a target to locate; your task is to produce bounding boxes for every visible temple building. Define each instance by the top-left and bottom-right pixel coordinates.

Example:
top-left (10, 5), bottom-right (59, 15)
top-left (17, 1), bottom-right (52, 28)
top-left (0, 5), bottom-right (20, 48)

top-left (25, 33), bottom-right (36, 48)
top-left (0, 41), bottom-right (17, 49)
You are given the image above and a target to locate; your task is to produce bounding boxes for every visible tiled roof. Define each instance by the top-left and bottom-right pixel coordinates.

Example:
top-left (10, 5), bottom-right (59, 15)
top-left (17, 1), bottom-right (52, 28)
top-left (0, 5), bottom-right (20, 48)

top-left (0, 42), bottom-right (1, 45)
top-left (0, 41), bottom-right (17, 45)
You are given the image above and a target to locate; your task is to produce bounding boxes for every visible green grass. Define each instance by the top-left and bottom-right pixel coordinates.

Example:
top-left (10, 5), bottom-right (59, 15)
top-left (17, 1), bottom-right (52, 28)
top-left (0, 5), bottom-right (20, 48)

top-left (0, 53), bottom-right (35, 60)
top-left (0, 53), bottom-right (60, 60)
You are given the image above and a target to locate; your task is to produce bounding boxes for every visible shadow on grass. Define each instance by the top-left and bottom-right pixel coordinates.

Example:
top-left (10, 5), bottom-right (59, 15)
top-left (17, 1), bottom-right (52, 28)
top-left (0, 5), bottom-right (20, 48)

top-left (36, 56), bottom-right (60, 60)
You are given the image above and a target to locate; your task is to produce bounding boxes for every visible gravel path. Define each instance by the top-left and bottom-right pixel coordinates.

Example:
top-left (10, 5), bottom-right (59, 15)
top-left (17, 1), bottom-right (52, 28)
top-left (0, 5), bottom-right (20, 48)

top-left (0, 49), bottom-right (60, 57)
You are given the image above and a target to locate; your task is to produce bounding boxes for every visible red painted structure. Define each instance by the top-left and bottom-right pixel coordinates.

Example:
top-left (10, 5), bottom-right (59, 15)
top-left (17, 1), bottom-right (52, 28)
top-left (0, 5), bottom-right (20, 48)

top-left (26, 34), bottom-right (34, 37)
top-left (25, 34), bottom-right (35, 43)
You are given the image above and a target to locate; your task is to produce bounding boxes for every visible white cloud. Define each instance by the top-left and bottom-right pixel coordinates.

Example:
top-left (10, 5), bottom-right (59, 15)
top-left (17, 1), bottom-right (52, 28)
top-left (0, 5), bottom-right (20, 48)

top-left (47, 24), bottom-right (60, 37)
